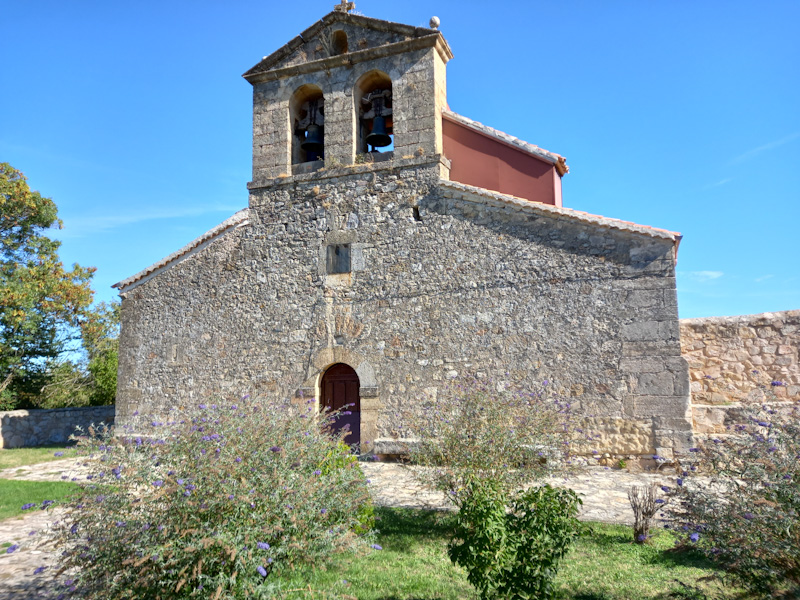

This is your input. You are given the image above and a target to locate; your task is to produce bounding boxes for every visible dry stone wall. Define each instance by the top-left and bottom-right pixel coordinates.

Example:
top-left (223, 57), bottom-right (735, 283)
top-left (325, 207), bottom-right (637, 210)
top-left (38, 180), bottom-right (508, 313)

top-left (116, 157), bottom-right (692, 460)
top-left (681, 310), bottom-right (800, 433)
top-left (0, 406), bottom-right (114, 449)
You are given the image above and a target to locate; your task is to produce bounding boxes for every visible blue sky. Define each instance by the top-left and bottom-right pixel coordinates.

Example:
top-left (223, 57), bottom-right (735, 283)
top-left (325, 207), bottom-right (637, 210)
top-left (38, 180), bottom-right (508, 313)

top-left (2, 0), bottom-right (798, 319)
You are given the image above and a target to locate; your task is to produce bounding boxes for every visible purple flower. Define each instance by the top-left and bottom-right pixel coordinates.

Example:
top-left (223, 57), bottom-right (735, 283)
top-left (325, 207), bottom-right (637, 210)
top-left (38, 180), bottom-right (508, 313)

top-left (228, 494), bottom-right (234, 500)
top-left (677, 478), bottom-right (683, 486)
top-left (655, 499), bottom-right (665, 504)
top-left (6, 544), bottom-right (18, 554)
top-left (235, 457), bottom-right (242, 463)
top-left (320, 508), bottom-right (327, 514)
top-left (199, 404), bottom-right (207, 409)
top-left (33, 566), bottom-right (47, 574)
top-left (743, 512), bottom-right (755, 520)
top-left (257, 542), bottom-right (270, 550)
top-left (269, 446), bottom-right (282, 453)
top-left (115, 521), bottom-right (126, 528)
top-left (313, 469), bottom-right (322, 475)
top-left (54, 451), bottom-right (64, 457)
top-left (40, 500), bottom-right (53, 509)
top-left (689, 448), bottom-right (700, 453)
top-left (21, 503), bottom-right (35, 511)
top-left (660, 486), bottom-right (670, 493)
top-left (771, 381), bottom-right (784, 387)
top-left (370, 544), bottom-right (383, 550)
top-left (690, 532), bottom-right (700, 542)
top-left (257, 565), bottom-right (267, 577)
top-left (152, 480), bottom-right (163, 487)
top-left (637, 534), bottom-right (646, 542)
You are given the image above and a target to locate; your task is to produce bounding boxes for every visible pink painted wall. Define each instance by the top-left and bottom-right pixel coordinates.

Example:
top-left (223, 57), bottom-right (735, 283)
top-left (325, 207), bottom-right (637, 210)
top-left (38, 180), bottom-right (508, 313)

top-left (442, 117), bottom-right (562, 207)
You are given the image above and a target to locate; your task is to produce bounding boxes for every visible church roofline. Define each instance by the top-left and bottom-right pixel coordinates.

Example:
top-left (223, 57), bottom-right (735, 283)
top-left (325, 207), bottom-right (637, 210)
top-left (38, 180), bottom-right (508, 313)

top-left (243, 11), bottom-right (452, 83)
top-left (112, 208), bottom-right (250, 294)
top-left (442, 110), bottom-right (569, 177)
top-left (438, 180), bottom-right (682, 246)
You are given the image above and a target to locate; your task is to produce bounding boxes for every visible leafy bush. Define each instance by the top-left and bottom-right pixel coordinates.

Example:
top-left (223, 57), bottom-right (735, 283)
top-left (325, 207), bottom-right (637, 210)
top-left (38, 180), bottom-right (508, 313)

top-left (39, 397), bottom-right (374, 599)
top-left (449, 479), bottom-right (582, 600)
top-left (403, 376), bottom-right (582, 599)
top-left (665, 400), bottom-right (799, 598)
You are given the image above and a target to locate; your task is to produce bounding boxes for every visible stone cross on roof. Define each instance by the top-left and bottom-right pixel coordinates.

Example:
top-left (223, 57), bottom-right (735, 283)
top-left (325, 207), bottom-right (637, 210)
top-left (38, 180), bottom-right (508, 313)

top-left (333, 0), bottom-right (355, 12)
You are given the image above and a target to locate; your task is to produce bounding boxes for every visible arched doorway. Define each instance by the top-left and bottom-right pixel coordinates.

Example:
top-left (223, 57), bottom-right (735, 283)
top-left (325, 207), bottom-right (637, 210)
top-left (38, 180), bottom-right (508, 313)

top-left (320, 363), bottom-right (360, 447)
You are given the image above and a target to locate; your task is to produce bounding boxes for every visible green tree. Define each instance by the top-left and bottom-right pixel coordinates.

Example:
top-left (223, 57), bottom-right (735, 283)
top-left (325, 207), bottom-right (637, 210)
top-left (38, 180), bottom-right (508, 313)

top-left (0, 163), bottom-right (95, 408)
top-left (82, 300), bottom-right (119, 405)
top-left (38, 301), bottom-right (120, 408)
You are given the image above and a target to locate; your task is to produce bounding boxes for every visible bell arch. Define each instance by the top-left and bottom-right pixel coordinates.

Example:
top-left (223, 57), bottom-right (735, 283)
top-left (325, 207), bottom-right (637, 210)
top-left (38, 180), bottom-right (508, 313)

top-left (290, 84), bottom-right (325, 164)
top-left (354, 70), bottom-right (393, 156)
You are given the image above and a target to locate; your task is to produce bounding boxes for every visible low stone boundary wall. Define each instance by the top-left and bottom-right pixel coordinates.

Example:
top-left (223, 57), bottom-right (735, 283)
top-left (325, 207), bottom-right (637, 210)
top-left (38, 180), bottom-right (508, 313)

top-left (0, 406), bottom-right (115, 449)
top-left (681, 310), bottom-right (799, 433)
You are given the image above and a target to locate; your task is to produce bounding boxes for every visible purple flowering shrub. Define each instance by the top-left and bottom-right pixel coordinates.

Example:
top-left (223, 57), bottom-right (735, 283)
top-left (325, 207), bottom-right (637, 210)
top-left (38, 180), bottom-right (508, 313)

top-left (43, 397), bottom-right (374, 599)
top-left (665, 402), bottom-right (799, 597)
top-left (403, 376), bottom-right (575, 499)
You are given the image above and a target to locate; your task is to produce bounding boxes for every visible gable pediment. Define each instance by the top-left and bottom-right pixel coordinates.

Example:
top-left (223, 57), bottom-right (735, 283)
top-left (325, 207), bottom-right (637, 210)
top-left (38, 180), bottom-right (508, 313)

top-left (243, 11), bottom-right (445, 82)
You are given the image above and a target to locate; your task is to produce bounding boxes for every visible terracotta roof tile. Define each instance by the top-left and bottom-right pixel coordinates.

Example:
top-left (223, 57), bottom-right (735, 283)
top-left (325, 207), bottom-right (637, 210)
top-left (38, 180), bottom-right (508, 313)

top-left (113, 209), bottom-right (250, 293)
top-left (438, 180), bottom-right (681, 244)
top-left (442, 110), bottom-right (569, 176)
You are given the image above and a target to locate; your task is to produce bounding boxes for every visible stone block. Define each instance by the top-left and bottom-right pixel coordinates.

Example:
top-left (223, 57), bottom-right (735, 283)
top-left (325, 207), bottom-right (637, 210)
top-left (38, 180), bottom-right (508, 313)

top-left (635, 372), bottom-right (674, 395)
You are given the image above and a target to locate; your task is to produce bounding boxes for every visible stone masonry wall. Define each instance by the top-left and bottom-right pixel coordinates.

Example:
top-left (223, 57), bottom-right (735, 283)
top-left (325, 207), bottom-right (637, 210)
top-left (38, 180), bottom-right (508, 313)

top-left (117, 158), bottom-right (692, 460)
top-left (0, 406), bottom-right (115, 449)
top-left (681, 310), bottom-right (800, 434)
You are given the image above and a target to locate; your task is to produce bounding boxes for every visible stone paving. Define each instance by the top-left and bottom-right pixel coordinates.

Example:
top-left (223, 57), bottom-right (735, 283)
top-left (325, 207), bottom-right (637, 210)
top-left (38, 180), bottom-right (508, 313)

top-left (0, 459), bottom-right (676, 599)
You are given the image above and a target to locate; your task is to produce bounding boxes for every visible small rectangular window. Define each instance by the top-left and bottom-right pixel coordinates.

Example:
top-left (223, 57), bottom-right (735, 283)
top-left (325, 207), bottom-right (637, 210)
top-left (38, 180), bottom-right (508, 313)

top-left (326, 244), bottom-right (351, 274)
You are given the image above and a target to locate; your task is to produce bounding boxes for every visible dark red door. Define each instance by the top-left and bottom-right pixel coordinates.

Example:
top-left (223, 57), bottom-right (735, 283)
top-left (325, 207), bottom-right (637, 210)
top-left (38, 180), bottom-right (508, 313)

top-left (320, 363), bottom-right (360, 447)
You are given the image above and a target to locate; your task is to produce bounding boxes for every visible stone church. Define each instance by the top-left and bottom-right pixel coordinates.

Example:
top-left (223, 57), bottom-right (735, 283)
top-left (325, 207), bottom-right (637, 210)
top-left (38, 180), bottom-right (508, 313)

top-left (114, 5), bottom-right (693, 460)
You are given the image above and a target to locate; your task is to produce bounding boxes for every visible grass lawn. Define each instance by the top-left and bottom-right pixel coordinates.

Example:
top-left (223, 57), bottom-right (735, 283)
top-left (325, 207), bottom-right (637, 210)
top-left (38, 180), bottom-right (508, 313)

top-left (275, 508), bottom-right (736, 599)
top-left (0, 445), bottom-right (77, 471)
top-left (0, 478), bottom-right (80, 520)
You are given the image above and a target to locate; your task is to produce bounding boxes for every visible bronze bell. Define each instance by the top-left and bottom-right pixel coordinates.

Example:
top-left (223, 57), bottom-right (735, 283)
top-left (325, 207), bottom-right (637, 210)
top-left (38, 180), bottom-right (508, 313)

top-left (366, 116), bottom-right (391, 148)
top-left (301, 123), bottom-right (324, 154)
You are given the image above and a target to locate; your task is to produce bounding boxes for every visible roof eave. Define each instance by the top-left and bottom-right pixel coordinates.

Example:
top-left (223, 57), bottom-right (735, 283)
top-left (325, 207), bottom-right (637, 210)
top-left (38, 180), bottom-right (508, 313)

top-left (442, 110), bottom-right (569, 177)
top-left (438, 180), bottom-right (681, 243)
top-left (113, 209), bottom-right (250, 294)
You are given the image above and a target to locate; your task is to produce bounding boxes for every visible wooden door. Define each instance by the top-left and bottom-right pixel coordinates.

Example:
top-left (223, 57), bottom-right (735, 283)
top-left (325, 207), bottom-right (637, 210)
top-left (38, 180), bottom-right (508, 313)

top-left (320, 363), bottom-right (360, 447)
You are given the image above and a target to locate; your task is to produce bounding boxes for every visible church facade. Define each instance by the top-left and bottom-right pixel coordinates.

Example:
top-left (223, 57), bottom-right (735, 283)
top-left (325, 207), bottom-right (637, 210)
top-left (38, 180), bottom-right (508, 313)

top-left (114, 8), bottom-right (693, 460)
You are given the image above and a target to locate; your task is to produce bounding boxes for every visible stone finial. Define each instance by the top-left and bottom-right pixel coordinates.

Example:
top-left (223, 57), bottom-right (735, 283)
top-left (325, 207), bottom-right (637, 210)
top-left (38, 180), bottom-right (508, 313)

top-left (429, 16), bottom-right (440, 29)
top-left (334, 0), bottom-right (355, 12)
